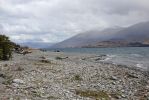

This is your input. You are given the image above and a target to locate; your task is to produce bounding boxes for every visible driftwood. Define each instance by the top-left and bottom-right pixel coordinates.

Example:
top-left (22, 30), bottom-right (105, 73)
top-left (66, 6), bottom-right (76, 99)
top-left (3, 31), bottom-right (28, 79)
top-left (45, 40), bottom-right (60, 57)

top-left (22, 50), bottom-right (32, 55)
top-left (15, 48), bottom-right (32, 55)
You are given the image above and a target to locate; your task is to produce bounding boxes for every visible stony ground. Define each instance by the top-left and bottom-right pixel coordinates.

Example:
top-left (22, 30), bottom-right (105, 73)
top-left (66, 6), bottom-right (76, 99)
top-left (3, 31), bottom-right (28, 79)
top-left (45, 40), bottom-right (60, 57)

top-left (0, 50), bottom-right (149, 100)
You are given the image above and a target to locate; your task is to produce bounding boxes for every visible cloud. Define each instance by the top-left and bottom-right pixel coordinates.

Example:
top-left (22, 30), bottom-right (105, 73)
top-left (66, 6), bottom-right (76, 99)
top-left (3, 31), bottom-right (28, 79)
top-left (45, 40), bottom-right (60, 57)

top-left (0, 0), bottom-right (149, 43)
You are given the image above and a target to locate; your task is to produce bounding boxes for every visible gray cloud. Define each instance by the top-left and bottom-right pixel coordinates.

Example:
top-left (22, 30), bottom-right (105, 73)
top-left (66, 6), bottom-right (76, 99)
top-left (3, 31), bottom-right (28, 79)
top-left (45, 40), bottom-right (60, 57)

top-left (0, 0), bottom-right (149, 43)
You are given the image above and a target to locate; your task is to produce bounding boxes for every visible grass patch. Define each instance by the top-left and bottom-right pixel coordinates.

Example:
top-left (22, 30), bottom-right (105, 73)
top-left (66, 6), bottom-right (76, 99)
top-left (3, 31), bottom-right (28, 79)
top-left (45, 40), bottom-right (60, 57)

top-left (55, 57), bottom-right (63, 60)
top-left (47, 96), bottom-right (60, 99)
top-left (75, 90), bottom-right (110, 100)
top-left (2, 78), bottom-right (13, 85)
top-left (72, 74), bottom-right (82, 81)
top-left (40, 59), bottom-right (51, 63)
top-left (30, 90), bottom-right (41, 97)
top-left (2, 74), bottom-right (13, 85)
top-left (55, 56), bottom-right (68, 60)
top-left (110, 93), bottom-right (122, 99)
top-left (16, 66), bottom-right (24, 71)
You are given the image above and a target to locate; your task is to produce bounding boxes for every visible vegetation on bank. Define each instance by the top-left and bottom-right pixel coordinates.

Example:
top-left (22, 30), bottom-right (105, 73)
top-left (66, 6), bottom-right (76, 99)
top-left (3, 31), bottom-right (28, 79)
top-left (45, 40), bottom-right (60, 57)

top-left (0, 35), bottom-right (15, 60)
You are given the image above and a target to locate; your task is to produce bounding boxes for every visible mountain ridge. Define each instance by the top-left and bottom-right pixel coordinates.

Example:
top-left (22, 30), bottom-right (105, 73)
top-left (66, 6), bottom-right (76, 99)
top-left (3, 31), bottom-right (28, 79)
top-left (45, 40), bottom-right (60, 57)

top-left (51, 21), bottom-right (149, 48)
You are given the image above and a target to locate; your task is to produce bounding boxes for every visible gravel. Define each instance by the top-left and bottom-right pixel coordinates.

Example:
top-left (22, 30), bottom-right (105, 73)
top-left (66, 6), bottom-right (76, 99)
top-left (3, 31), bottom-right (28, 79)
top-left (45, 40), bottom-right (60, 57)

top-left (0, 50), bottom-right (148, 100)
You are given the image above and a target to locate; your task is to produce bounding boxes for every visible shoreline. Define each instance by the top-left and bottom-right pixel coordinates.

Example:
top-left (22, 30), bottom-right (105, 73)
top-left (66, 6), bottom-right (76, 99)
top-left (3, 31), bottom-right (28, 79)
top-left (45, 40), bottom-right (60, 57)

top-left (0, 50), bottom-right (149, 99)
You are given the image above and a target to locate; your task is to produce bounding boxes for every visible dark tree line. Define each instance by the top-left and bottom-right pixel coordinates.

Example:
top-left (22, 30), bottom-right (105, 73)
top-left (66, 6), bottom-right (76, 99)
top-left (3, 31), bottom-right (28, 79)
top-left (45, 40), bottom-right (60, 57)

top-left (0, 35), bottom-right (15, 60)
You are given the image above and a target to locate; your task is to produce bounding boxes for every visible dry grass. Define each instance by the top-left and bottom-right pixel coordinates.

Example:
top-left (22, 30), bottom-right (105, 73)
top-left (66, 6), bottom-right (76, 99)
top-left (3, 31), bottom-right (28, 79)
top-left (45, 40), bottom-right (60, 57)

top-left (75, 90), bottom-right (110, 100)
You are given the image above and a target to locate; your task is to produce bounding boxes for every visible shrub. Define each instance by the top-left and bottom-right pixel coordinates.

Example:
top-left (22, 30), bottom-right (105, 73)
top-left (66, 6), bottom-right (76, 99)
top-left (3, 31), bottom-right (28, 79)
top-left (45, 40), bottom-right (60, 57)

top-left (0, 35), bottom-right (14, 60)
top-left (73, 74), bottom-right (82, 81)
top-left (55, 56), bottom-right (68, 60)
top-left (55, 56), bottom-right (63, 60)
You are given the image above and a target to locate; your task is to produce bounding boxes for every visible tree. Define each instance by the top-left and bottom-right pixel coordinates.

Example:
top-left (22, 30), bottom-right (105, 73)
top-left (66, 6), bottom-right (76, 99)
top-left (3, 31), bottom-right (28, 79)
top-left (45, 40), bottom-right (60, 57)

top-left (0, 35), bottom-right (14, 60)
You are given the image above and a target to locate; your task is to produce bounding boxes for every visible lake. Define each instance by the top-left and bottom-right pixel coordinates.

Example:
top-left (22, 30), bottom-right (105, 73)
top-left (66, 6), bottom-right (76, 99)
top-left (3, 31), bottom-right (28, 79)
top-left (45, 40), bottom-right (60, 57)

top-left (48, 47), bottom-right (149, 70)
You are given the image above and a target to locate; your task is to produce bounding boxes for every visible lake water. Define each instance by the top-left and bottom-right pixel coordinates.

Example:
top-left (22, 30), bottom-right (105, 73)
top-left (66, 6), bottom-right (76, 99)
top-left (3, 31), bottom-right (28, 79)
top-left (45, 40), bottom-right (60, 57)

top-left (48, 47), bottom-right (149, 70)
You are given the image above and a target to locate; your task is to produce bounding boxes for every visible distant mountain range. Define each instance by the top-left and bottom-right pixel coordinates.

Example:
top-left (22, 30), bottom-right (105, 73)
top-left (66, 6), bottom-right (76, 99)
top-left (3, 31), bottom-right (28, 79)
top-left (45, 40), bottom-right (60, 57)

top-left (51, 21), bottom-right (149, 48)
top-left (19, 42), bottom-right (54, 49)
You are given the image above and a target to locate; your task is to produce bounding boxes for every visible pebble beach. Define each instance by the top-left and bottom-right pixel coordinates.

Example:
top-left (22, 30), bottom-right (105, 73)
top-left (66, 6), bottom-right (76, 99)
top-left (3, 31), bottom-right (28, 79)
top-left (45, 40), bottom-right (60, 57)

top-left (0, 50), bottom-right (149, 100)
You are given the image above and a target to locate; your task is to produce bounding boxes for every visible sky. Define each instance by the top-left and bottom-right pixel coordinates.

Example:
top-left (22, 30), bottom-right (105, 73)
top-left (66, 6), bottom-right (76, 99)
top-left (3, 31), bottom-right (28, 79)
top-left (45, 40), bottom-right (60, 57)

top-left (0, 0), bottom-right (149, 43)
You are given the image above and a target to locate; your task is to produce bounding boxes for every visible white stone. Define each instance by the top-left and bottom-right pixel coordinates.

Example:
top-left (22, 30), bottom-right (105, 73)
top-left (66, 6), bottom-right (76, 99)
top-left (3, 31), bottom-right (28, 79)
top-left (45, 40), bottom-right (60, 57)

top-left (13, 79), bottom-right (25, 84)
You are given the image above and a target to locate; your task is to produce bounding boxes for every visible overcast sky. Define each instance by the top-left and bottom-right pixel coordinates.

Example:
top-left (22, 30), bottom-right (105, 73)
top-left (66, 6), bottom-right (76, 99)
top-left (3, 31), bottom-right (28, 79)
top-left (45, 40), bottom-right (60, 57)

top-left (0, 0), bottom-right (149, 43)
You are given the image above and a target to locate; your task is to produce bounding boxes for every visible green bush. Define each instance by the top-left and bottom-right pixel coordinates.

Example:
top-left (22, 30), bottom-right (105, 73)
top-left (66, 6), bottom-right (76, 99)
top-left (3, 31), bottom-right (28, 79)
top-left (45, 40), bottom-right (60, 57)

top-left (0, 35), bottom-right (14, 60)
top-left (55, 56), bottom-right (63, 60)
top-left (0, 49), bottom-right (3, 59)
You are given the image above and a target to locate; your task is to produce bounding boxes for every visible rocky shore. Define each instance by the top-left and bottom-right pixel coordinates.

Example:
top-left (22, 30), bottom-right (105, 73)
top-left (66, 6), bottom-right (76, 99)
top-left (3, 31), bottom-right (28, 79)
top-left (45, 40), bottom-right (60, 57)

top-left (0, 50), bottom-right (149, 100)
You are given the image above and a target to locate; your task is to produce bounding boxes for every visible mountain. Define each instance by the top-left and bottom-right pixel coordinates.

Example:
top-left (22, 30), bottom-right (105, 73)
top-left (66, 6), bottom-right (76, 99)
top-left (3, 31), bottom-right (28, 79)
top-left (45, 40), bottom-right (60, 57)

top-left (51, 21), bottom-right (149, 48)
top-left (84, 21), bottom-right (149, 47)
top-left (19, 42), bottom-right (55, 49)
top-left (51, 27), bottom-right (123, 48)
top-left (111, 21), bottom-right (149, 41)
